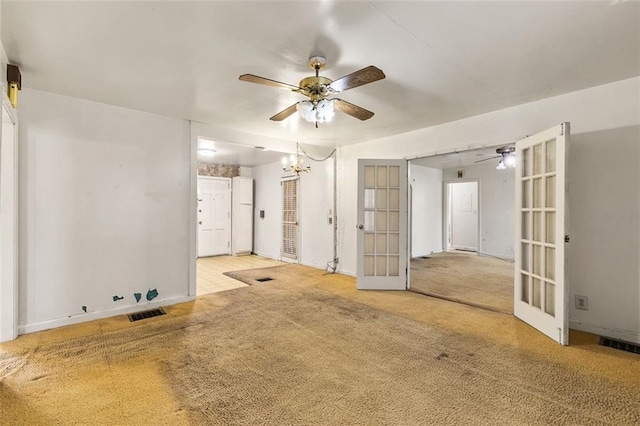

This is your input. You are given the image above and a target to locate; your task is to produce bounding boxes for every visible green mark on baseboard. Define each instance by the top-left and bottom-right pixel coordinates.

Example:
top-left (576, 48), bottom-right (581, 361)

top-left (134, 293), bottom-right (142, 303)
top-left (112, 295), bottom-right (124, 302)
top-left (146, 289), bottom-right (159, 301)
top-left (82, 306), bottom-right (87, 313)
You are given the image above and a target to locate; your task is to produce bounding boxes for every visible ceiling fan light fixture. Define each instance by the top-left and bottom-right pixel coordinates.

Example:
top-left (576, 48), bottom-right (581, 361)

top-left (504, 153), bottom-right (516, 168)
top-left (296, 100), bottom-right (335, 124)
top-left (496, 159), bottom-right (506, 170)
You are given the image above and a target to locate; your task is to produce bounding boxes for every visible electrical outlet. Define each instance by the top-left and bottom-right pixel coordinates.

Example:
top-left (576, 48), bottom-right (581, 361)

top-left (575, 295), bottom-right (589, 310)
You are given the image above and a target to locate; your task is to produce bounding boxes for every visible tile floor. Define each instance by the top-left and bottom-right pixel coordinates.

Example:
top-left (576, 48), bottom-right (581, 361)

top-left (196, 255), bottom-right (285, 295)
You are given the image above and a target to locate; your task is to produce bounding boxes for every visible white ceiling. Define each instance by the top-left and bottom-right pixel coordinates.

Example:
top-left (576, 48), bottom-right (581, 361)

top-left (197, 137), bottom-right (288, 167)
top-left (411, 145), bottom-right (505, 170)
top-left (3, 1), bottom-right (639, 157)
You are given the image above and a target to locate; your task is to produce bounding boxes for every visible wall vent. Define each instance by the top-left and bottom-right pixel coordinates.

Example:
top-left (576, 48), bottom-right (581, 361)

top-left (599, 337), bottom-right (640, 355)
top-left (256, 277), bottom-right (274, 283)
top-left (128, 307), bottom-right (166, 322)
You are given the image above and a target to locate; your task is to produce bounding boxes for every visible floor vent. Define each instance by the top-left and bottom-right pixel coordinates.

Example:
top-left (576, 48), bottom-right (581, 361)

top-left (599, 337), bottom-right (640, 355)
top-left (128, 307), bottom-right (166, 322)
top-left (256, 277), bottom-right (274, 282)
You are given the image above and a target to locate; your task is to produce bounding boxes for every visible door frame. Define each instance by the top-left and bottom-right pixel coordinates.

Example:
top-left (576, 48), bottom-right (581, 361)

top-left (0, 97), bottom-right (19, 342)
top-left (196, 175), bottom-right (231, 257)
top-left (444, 179), bottom-right (480, 253)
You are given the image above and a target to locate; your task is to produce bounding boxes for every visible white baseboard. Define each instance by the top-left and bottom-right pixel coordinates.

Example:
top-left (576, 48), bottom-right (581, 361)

top-left (569, 320), bottom-right (640, 344)
top-left (18, 294), bottom-right (195, 336)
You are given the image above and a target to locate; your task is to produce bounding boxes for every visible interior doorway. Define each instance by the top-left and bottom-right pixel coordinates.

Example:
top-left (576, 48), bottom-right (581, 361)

top-left (447, 181), bottom-right (478, 252)
top-left (408, 146), bottom-right (515, 314)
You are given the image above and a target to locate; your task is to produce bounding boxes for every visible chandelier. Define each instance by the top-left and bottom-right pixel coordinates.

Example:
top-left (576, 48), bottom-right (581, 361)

top-left (282, 143), bottom-right (311, 175)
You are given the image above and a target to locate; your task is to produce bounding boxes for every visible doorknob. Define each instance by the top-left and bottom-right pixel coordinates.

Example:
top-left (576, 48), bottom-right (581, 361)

top-left (199, 221), bottom-right (202, 225)
top-left (357, 224), bottom-right (364, 230)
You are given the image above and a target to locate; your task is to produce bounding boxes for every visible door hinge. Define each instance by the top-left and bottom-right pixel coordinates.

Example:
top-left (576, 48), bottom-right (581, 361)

top-left (560, 123), bottom-right (564, 136)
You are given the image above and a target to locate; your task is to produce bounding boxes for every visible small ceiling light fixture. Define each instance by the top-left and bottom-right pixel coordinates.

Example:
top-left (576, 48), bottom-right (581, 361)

top-left (282, 143), bottom-right (311, 175)
top-left (198, 147), bottom-right (216, 156)
top-left (496, 146), bottom-right (516, 170)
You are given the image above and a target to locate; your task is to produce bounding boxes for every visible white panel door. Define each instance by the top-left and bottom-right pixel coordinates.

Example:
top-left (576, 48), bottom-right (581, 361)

top-left (450, 181), bottom-right (478, 251)
top-left (197, 177), bottom-right (231, 257)
top-left (514, 123), bottom-right (569, 345)
top-left (357, 160), bottom-right (408, 290)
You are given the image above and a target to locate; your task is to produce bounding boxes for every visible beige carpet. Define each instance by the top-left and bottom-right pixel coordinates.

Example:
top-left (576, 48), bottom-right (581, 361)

top-left (1, 265), bottom-right (639, 425)
top-left (411, 251), bottom-right (514, 313)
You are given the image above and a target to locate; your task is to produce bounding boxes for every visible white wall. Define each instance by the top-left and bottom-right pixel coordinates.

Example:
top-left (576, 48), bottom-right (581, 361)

top-left (253, 158), bottom-right (334, 270)
top-left (409, 163), bottom-right (442, 257)
top-left (443, 160), bottom-right (515, 259)
top-left (568, 125), bottom-right (640, 343)
top-left (252, 162), bottom-right (283, 260)
top-left (18, 89), bottom-right (192, 333)
top-left (336, 76), bottom-right (640, 343)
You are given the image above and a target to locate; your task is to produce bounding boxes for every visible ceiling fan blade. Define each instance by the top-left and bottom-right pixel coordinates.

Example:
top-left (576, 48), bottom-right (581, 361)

top-left (270, 103), bottom-right (298, 121)
top-left (473, 155), bottom-right (500, 164)
top-left (239, 74), bottom-right (299, 91)
top-left (333, 99), bottom-right (374, 121)
top-left (328, 66), bottom-right (386, 93)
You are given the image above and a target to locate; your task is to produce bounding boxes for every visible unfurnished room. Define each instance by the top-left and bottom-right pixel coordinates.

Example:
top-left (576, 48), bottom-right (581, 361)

top-left (0, 1), bottom-right (639, 424)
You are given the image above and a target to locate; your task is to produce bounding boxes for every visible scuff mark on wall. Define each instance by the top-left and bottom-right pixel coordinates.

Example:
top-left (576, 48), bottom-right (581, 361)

top-left (112, 295), bottom-right (124, 302)
top-left (146, 289), bottom-right (159, 301)
top-left (134, 293), bottom-right (142, 303)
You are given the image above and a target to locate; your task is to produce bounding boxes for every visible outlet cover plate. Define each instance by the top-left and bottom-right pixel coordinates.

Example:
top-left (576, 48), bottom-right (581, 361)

top-left (575, 295), bottom-right (589, 310)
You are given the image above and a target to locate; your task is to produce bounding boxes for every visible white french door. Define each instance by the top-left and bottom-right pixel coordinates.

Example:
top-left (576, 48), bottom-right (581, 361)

top-left (197, 177), bottom-right (231, 257)
top-left (514, 123), bottom-right (569, 345)
top-left (357, 160), bottom-right (408, 290)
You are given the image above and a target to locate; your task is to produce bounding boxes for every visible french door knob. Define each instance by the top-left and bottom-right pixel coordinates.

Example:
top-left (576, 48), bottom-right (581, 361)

top-left (357, 224), bottom-right (364, 230)
top-left (199, 221), bottom-right (202, 225)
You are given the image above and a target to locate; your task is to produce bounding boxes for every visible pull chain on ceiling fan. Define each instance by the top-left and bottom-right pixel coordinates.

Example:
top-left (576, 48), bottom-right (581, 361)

top-left (239, 56), bottom-right (385, 127)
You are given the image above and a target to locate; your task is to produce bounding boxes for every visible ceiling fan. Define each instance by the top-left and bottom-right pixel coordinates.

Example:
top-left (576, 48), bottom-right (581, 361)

top-left (474, 146), bottom-right (516, 170)
top-left (239, 56), bottom-right (385, 127)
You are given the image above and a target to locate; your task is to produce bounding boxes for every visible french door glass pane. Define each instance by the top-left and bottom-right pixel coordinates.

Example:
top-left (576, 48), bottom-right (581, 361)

top-left (376, 211), bottom-right (387, 231)
top-left (376, 234), bottom-right (387, 253)
top-left (389, 234), bottom-right (399, 254)
top-left (545, 247), bottom-right (555, 280)
top-left (376, 256), bottom-right (387, 276)
top-left (377, 166), bottom-right (388, 187)
top-left (364, 256), bottom-right (375, 276)
top-left (533, 178), bottom-right (543, 208)
top-left (533, 144), bottom-right (543, 175)
top-left (532, 278), bottom-right (542, 308)
top-left (545, 282), bottom-right (555, 316)
top-left (364, 166), bottom-right (375, 188)
top-left (546, 139), bottom-right (556, 172)
top-left (389, 166), bottom-right (400, 187)
top-left (545, 212), bottom-right (556, 243)
top-left (522, 180), bottom-right (530, 208)
top-left (521, 274), bottom-right (530, 303)
top-left (364, 233), bottom-right (375, 254)
top-left (364, 189), bottom-right (375, 209)
top-left (545, 176), bottom-right (556, 208)
top-left (389, 256), bottom-right (399, 276)
top-left (523, 148), bottom-right (531, 177)
top-left (522, 212), bottom-right (530, 240)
